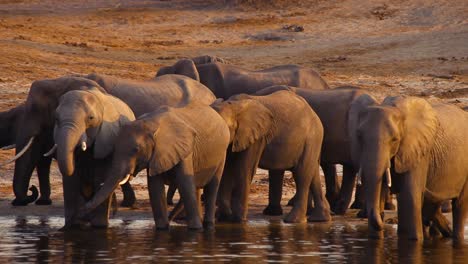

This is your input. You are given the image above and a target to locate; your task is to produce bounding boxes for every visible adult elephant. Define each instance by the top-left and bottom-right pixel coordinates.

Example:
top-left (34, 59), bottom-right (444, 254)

top-left (44, 89), bottom-right (135, 227)
top-left (255, 85), bottom-right (391, 215)
top-left (356, 96), bottom-right (468, 240)
top-left (5, 74), bottom-right (216, 212)
top-left (212, 90), bottom-right (330, 223)
top-left (158, 58), bottom-right (330, 205)
top-left (155, 60), bottom-right (329, 99)
top-left (79, 103), bottom-right (230, 230)
top-left (0, 104), bottom-right (44, 204)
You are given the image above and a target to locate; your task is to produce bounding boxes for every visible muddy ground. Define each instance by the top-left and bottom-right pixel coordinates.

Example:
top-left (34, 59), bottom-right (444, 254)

top-left (0, 0), bottom-right (466, 223)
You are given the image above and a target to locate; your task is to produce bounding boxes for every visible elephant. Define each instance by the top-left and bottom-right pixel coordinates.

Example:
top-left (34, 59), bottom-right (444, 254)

top-left (0, 104), bottom-right (45, 204)
top-left (47, 88), bottom-right (136, 227)
top-left (78, 103), bottom-right (230, 230)
top-left (158, 59), bottom-right (330, 205)
top-left (253, 85), bottom-right (395, 215)
top-left (5, 74), bottom-right (215, 225)
top-left (155, 60), bottom-right (330, 99)
top-left (189, 55), bottom-right (227, 65)
top-left (355, 95), bottom-right (468, 240)
top-left (212, 90), bottom-right (330, 223)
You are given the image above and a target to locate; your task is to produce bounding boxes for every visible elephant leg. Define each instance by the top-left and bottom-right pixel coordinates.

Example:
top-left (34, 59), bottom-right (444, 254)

top-left (307, 162), bottom-right (332, 222)
top-left (120, 181), bottom-right (136, 208)
top-left (323, 164), bottom-right (339, 208)
top-left (166, 184), bottom-right (177, 206)
top-left (396, 169), bottom-right (425, 240)
top-left (174, 156), bottom-right (202, 230)
top-left (62, 174), bottom-right (81, 228)
top-left (263, 170), bottom-right (285, 216)
top-left (217, 153), bottom-right (236, 222)
top-left (452, 181), bottom-right (468, 241)
top-left (230, 141), bottom-right (264, 223)
top-left (147, 174), bottom-right (169, 230)
top-left (203, 170), bottom-right (221, 229)
top-left (35, 156), bottom-right (52, 205)
top-left (12, 145), bottom-right (39, 206)
top-left (333, 165), bottom-right (356, 215)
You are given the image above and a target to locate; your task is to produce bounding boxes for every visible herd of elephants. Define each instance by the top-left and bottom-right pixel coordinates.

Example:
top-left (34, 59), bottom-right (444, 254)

top-left (0, 55), bottom-right (467, 242)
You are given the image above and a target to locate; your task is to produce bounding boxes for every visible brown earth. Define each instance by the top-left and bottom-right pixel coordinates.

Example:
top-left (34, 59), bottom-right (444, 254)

top-left (0, 0), bottom-right (467, 222)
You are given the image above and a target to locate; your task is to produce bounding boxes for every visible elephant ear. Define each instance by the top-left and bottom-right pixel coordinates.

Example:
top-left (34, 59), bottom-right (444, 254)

top-left (231, 99), bottom-right (274, 152)
top-left (383, 96), bottom-right (439, 173)
top-left (92, 91), bottom-right (136, 159)
top-left (348, 93), bottom-right (378, 168)
top-left (172, 59), bottom-right (200, 82)
top-left (149, 114), bottom-right (196, 176)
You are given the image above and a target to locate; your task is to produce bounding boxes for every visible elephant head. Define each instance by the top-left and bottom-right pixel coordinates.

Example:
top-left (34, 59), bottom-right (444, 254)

top-left (355, 96), bottom-right (438, 232)
top-left (52, 88), bottom-right (135, 177)
top-left (0, 104), bottom-right (24, 150)
top-left (79, 107), bottom-right (197, 216)
top-left (5, 76), bottom-right (104, 205)
top-left (155, 59), bottom-right (200, 82)
top-left (212, 95), bottom-right (274, 152)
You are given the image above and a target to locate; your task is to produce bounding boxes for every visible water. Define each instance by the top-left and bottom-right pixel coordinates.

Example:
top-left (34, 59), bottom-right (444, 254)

top-left (0, 216), bottom-right (467, 263)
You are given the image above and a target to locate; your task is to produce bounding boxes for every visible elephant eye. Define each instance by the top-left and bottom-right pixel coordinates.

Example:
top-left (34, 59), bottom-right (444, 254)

top-left (89, 116), bottom-right (94, 120)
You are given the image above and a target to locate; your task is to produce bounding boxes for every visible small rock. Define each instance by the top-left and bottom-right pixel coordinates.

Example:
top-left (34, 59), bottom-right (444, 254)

top-left (282, 24), bottom-right (304, 32)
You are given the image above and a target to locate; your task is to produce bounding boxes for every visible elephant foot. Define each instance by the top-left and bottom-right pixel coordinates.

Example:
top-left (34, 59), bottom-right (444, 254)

top-left (384, 202), bottom-right (396, 211)
top-left (203, 221), bottom-right (215, 230)
top-left (307, 207), bottom-right (332, 222)
top-left (283, 212), bottom-right (307, 223)
top-left (120, 190), bottom-right (136, 208)
top-left (35, 197), bottom-right (52, 205)
top-left (263, 204), bottom-right (283, 216)
top-left (12, 198), bottom-right (30, 206)
top-left (187, 220), bottom-right (203, 230)
top-left (356, 209), bottom-right (367, 218)
top-left (350, 200), bottom-right (363, 209)
top-left (216, 211), bottom-right (233, 222)
top-left (120, 198), bottom-right (136, 208)
top-left (287, 196), bottom-right (297, 207)
top-left (12, 186), bottom-right (39, 206)
top-left (332, 200), bottom-right (348, 215)
top-left (156, 225), bottom-right (170, 231)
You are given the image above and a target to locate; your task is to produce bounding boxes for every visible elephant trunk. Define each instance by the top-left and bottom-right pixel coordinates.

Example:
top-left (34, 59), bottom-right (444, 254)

top-left (363, 155), bottom-right (389, 233)
top-left (80, 161), bottom-right (131, 217)
top-left (56, 125), bottom-right (86, 177)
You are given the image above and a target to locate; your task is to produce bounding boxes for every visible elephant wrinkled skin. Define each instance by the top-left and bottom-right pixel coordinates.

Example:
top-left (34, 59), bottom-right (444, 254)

top-left (8, 74), bottom-right (215, 220)
top-left (156, 59), bottom-right (329, 99)
top-left (79, 103), bottom-right (230, 230)
top-left (212, 90), bottom-right (330, 223)
top-left (357, 96), bottom-right (468, 241)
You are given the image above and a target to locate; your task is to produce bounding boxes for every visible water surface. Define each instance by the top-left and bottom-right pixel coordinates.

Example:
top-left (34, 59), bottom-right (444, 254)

top-left (0, 216), bottom-right (467, 263)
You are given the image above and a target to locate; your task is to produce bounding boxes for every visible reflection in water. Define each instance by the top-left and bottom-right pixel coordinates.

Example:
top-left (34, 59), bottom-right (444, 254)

top-left (0, 216), bottom-right (467, 263)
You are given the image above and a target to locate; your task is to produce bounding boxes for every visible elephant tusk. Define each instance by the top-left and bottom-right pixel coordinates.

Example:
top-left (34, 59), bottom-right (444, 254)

top-left (119, 174), bottom-right (133, 186)
top-left (81, 141), bottom-right (87, 151)
top-left (356, 168), bottom-right (362, 186)
top-left (0, 136), bottom-right (34, 167)
top-left (1, 144), bottom-right (16, 150)
top-left (385, 167), bottom-right (392, 188)
top-left (43, 144), bottom-right (58, 157)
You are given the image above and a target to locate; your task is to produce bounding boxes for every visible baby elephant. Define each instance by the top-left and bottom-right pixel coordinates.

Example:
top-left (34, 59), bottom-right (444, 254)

top-left (79, 103), bottom-right (230, 230)
top-left (212, 90), bottom-right (330, 223)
